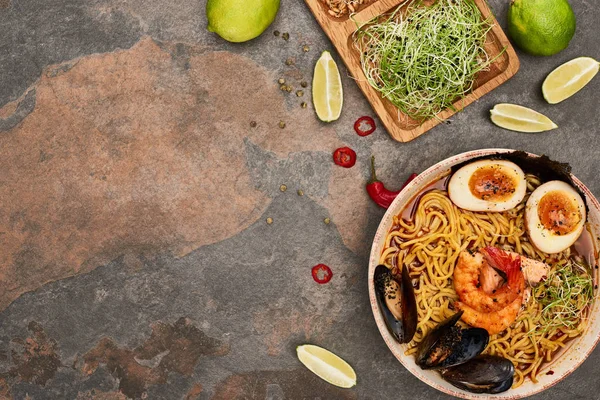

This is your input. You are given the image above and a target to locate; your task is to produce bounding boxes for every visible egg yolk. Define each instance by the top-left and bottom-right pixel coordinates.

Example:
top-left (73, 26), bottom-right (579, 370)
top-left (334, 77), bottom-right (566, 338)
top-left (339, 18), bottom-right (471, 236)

top-left (538, 191), bottom-right (581, 235)
top-left (468, 165), bottom-right (517, 202)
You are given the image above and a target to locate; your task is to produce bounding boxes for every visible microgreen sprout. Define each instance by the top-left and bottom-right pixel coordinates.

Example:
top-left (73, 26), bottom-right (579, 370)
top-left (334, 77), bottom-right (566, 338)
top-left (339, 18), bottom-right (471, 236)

top-left (354, 0), bottom-right (500, 121)
top-left (533, 259), bottom-right (594, 334)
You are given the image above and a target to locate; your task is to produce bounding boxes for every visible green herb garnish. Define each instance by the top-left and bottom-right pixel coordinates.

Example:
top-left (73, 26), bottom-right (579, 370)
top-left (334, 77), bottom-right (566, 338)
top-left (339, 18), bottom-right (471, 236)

top-left (533, 259), bottom-right (594, 333)
top-left (354, 0), bottom-right (497, 121)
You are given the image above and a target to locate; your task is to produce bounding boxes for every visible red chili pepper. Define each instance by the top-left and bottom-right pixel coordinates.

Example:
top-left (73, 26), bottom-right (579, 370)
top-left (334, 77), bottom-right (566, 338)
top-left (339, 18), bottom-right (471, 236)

top-left (366, 156), bottom-right (417, 209)
top-left (312, 264), bottom-right (333, 284)
top-left (354, 116), bottom-right (376, 136)
top-left (333, 147), bottom-right (356, 168)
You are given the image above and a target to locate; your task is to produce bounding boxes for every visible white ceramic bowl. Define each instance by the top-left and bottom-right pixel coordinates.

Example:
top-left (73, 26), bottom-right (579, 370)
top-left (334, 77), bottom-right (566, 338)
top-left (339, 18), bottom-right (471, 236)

top-left (368, 149), bottom-right (600, 399)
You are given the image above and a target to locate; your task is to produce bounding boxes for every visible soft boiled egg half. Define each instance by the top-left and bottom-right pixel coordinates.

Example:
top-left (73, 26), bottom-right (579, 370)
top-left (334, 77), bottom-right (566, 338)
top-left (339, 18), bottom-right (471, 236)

top-left (525, 180), bottom-right (586, 254)
top-left (448, 159), bottom-right (527, 212)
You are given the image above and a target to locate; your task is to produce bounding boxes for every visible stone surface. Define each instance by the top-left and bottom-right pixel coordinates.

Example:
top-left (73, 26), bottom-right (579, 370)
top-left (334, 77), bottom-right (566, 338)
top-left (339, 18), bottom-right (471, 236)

top-left (0, 0), bottom-right (599, 399)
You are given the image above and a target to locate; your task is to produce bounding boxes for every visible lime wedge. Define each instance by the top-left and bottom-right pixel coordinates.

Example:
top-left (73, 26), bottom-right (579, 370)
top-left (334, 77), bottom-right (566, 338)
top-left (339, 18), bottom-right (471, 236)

top-left (296, 344), bottom-right (356, 388)
top-left (490, 104), bottom-right (558, 133)
top-left (542, 57), bottom-right (600, 104)
top-left (312, 51), bottom-right (343, 122)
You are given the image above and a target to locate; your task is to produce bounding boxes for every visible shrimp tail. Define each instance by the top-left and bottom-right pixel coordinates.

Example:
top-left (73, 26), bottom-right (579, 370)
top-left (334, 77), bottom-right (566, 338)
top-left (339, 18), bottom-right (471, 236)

top-left (481, 247), bottom-right (522, 290)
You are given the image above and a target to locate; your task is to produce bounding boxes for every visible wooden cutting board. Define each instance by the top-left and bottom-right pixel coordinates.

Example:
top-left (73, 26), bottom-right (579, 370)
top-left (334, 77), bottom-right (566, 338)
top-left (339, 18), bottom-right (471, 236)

top-left (304, 0), bottom-right (520, 142)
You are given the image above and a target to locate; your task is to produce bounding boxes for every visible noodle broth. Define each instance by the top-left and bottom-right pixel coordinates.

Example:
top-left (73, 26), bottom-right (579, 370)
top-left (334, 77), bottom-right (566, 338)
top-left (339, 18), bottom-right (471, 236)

top-left (371, 151), bottom-right (599, 397)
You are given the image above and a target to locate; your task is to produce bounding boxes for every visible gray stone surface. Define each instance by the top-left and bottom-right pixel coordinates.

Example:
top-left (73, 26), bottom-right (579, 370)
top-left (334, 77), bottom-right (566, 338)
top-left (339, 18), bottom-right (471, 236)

top-left (0, 0), bottom-right (599, 399)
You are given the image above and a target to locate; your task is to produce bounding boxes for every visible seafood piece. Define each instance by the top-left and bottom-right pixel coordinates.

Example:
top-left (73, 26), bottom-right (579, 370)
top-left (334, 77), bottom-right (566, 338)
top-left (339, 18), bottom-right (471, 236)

top-left (456, 294), bottom-right (522, 336)
top-left (481, 250), bottom-right (548, 287)
top-left (441, 355), bottom-right (514, 394)
top-left (520, 256), bottom-right (549, 286)
top-left (479, 261), bottom-right (504, 294)
top-left (416, 311), bottom-right (489, 370)
top-left (522, 287), bottom-right (532, 306)
top-left (374, 265), bottom-right (418, 343)
top-left (453, 247), bottom-right (525, 313)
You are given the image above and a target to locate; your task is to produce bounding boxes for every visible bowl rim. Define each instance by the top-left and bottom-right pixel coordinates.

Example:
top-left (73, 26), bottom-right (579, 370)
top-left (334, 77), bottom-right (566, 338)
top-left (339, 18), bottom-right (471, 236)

top-left (367, 148), bottom-right (600, 399)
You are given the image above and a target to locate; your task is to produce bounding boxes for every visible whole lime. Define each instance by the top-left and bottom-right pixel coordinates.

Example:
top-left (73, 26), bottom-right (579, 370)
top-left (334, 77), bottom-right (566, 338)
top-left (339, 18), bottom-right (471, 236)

top-left (206, 0), bottom-right (280, 43)
top-left (507, 0), bottom-right (576, 56)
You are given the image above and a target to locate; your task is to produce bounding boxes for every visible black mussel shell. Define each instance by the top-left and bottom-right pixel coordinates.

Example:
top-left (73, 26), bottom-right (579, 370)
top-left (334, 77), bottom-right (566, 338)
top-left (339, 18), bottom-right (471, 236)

top-left (441, 355), bottom-right (514, 394)
top-left (374, 265), bottom-right (417, 344)
top-left (416, 311), bottom-right (489, 370)
top-left (374, 265), bottom-right (403, 342)
top-left (401, 263), bottom-right (418, 342)
top-left (487, 376), bottom-right (514, 394)
top-left (445, 374), bottom-right (514, 394)
top-left (416, 311), bottom-right (461, 368)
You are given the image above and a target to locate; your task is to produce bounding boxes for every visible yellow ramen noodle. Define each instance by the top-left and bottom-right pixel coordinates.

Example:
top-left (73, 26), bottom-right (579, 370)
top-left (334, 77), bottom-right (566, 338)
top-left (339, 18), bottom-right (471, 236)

top-left (378, 174), bottom-right (592, 388)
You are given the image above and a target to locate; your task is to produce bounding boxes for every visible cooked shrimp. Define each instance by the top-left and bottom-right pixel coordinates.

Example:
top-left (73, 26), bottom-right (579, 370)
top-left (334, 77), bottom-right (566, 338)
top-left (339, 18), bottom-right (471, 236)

top-left (455, 294), bottom-right (523, 335)
top-left (453, 247), bottom-right (525, 313)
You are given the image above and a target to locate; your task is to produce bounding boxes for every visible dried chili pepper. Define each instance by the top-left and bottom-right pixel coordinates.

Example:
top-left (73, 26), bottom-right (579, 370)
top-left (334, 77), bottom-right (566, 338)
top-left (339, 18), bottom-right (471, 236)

top-left (354, 116), bottom-right (376, 136)
top-left (312, 264), bottom-right (333, 284)
top-left (367, 156), bottom-right (417, 209)
top-left (333, 147), bottom-right (357, 168)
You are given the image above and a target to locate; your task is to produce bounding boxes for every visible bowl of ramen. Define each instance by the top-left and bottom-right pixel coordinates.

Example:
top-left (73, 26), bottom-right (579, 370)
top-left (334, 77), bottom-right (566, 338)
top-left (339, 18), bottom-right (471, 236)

top-left (368, 149), bottom-right (600, 399)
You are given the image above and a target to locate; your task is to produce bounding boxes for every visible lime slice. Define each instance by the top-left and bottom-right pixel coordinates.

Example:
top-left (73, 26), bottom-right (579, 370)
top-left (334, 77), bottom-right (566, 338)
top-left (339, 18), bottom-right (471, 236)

top-left (542, 57), bottom-right (600, 104)
top-left (296, 344), bottom-right (356, 388)
top-left (490, 104), bottom-right (558, 133)
top-left (312, 51), bottom-right (343, 122)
